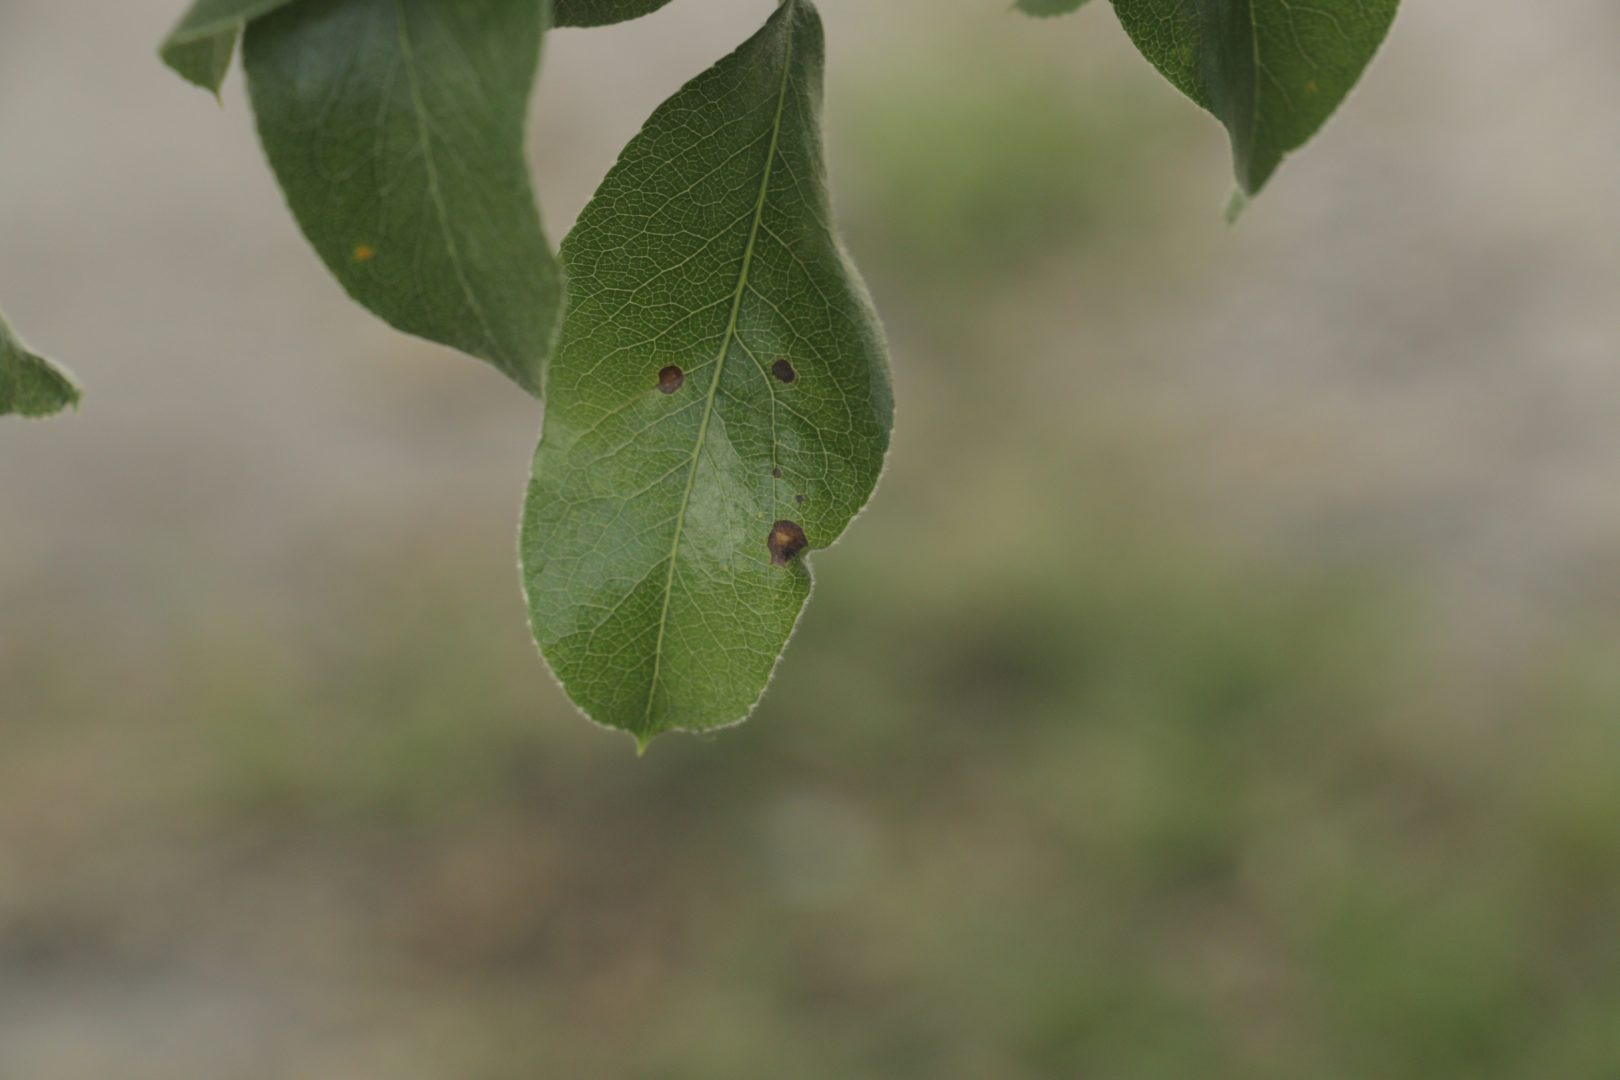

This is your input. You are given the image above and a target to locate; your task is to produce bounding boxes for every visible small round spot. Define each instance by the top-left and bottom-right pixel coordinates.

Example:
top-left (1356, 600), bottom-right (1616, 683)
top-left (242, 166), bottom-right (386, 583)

top-left (795, 494), bottom-right (807, 505)
top-left (771, 358), bottom-right (797, 384)
top-left (771, 467), bottom-right (782, 479)
top-left (767, 520), bottom-right (808, 566)
top-left (353, 244), bottom-right (377, 263)
top-left (657, 365), bottom-right (685, 394)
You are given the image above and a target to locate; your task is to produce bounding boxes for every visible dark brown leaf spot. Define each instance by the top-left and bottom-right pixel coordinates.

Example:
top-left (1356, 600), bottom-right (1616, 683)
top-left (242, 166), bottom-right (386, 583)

top-left (767, 520), bottom-right (808, 566)
top-left (771, 358), bottom-right (797, 384)
top-left (795, 494), bottom-right (807, 504)
top-left (657, 365), bottom-right (685, 394)
top-left (771, 467), bottom-right (782, 479)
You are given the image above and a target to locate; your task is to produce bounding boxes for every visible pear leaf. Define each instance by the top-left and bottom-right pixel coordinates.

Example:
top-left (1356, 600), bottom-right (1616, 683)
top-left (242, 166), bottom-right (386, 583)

top-left (242, 0), bottom-right (564, 394)
top-left (1110, 0), bottom-right (1398, 194)
top-left (554, 0), bottom-right (677, 28)
top-left (160, 0), bottom-right (300, 96)
top-left (522, 0), bottom-right (892, 744)
top-left (1, 311), bottom-right (81, 419)
top-left (1015, 0), bottom-right (1091, 17)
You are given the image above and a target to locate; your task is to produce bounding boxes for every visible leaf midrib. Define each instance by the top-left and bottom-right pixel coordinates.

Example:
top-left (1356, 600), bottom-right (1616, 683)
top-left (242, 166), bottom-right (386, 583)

top-left (1244, 0), bottom-right (1261, 188)
top-left (392, 0), bottom-right (511, 373)
top-left (641, 10), bottom-right (797, 729)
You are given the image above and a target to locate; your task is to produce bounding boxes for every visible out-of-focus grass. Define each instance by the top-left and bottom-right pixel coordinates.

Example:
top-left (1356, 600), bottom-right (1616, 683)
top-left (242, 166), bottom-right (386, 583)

top-left (6, 442), bottom-right (1619, 1078)
top-left (835, 16), bottom-right (1204, 302)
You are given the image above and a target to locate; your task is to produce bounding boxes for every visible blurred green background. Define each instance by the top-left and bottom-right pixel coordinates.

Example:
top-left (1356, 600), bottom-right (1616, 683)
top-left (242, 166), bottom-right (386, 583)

top-left (4, 1), bottom-right (1620, 1077)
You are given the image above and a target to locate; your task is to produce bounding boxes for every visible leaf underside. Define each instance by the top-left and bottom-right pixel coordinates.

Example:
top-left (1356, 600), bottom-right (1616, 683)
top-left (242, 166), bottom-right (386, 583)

top-left (1109, 0), bottom-right (1398, 194)
top-left (242, 0), bottom-right (562, 395)
top-left (553, 0), bottom-right (677, 28)
top-left (1, 311), bottom-right (81, 419)
top-left (522, 0), bottom-right (893, 744)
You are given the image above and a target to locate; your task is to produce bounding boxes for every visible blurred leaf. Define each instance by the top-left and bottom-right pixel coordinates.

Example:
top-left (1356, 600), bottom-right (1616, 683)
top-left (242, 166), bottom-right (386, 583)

top-left (242, 0), bottom-right (563, 395)
top-left (1110, 0), bottom-right (1398, 194)
top-left (0, 309), bottom-right (80, 419)
top-left (159, 0), bottom-right (298, 95)
top-left (1016, 0), bottom-right (1091, 16)
top-left (554, 0), bottom-right (676, 28)
top-left (522, 0), bottom-right (892, 744)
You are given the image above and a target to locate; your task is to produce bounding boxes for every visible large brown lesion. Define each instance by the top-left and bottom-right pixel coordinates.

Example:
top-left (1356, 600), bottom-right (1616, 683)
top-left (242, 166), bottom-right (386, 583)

top-left (767, 520), bottom-right (808, 566)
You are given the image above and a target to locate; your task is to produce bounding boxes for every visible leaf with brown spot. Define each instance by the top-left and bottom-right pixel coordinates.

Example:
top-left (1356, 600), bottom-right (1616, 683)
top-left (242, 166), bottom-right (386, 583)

top-left (521, 0), bottom-right (892, 744)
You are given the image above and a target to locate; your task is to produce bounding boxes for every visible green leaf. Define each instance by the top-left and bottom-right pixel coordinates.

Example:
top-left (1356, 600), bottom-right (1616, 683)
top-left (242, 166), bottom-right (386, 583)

top-left (554, 0), bottom-right (676, 28)
top-left (1, 310), bottom-right (81, 419)
top-left (160, 0), bottom-right (300, 96)
top-left (242, 0), bottom-right (563, 395)
top-left (1015, 0), bottom-right (1091, 16)
top-left (522, 0), bottom-right (893, 745)
top-left (1110, 0), bottom-right (1398, 195)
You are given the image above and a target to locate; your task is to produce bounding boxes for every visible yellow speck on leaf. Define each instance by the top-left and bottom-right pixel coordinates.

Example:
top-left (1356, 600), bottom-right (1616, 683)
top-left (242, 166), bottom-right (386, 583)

top-left (1304, 80), bottom-right (1319, 94)
top-left (353, 244), bottom-right (376, 263)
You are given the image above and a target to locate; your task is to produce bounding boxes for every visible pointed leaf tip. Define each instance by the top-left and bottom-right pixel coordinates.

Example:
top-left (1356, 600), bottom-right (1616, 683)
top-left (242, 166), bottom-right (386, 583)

top-left (159, 0), bottom-right (303, 95)
top-left (1109, 0), bottom-right (1398, 196)
top-left (1, 311), bottom-right (82, 420)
